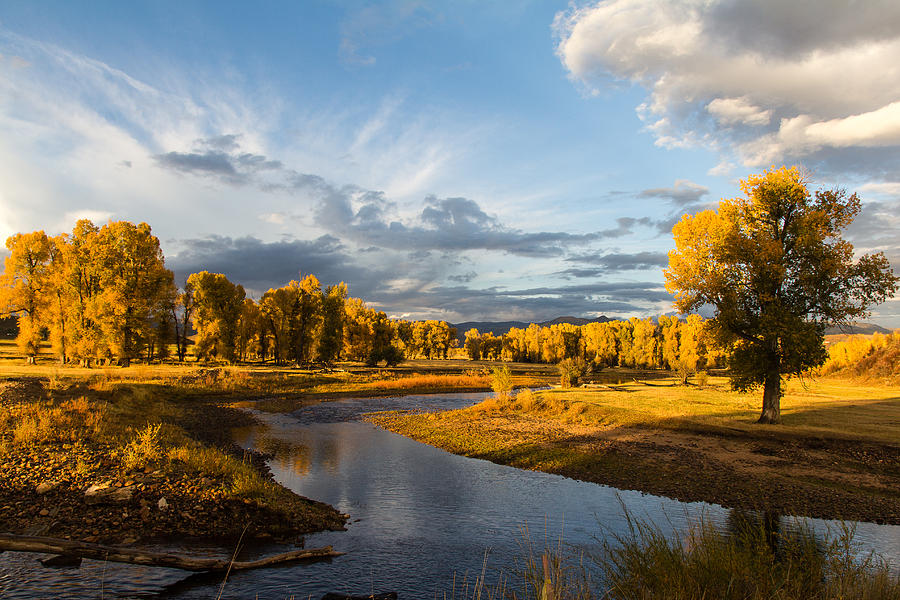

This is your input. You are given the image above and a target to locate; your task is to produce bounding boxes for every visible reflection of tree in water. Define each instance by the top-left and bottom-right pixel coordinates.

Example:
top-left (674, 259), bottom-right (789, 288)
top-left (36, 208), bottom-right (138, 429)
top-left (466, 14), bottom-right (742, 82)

top-left (724, 507), bottom-right (832, 591)
top-left (593, 507), bottom-right (898, 598)
top-left (725, 508), bottom-right (783, 558)
top-left (256, 435), bottom-right (312, 476)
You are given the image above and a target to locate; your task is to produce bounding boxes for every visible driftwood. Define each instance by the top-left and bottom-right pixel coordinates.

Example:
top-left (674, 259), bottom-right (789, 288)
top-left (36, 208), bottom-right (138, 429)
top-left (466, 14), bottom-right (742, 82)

top-left (0, 533), bottom-right (342, 572)
top-left (321, 594), bottom-right (397, 600)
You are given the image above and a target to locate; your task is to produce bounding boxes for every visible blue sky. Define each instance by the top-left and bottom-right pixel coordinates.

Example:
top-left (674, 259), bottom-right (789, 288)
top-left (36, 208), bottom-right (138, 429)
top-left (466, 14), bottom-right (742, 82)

top-left (1, 1), bottom-right (898, 327)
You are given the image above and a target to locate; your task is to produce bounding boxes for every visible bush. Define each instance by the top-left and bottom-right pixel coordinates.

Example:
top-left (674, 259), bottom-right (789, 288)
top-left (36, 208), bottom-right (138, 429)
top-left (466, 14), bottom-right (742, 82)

top-left (674, 358), bottom-right (695, 386)
top-left (121, 423), bottom-right (163, 471)
top-left (695, 370), bottom-right (709, 388)
top-left (559, 357), bottom-right (590, 388)
top-left (491, 365), bottom-right (513, 400)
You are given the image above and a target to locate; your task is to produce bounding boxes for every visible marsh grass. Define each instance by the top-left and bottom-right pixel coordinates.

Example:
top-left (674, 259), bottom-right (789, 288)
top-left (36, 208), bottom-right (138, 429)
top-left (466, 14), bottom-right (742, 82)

top-left (590, 511), bottom-right (900, 600)
top-left (366, 372), bottom-right (491, 393)
top-left (456, 512), bottom-right (898, 600)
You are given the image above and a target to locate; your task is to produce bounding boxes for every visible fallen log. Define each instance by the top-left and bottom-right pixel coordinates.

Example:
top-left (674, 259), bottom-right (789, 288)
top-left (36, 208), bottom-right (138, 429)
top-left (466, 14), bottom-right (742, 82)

top-left (0, 533), bottom-right (342, 572)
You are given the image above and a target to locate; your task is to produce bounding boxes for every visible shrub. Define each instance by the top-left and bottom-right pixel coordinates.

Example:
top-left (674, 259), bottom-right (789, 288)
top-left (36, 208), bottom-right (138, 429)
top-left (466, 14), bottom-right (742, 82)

top-left (559, 357), bottom-right (590, 388)
top-left (121, 423), bottom-right (163, 471)
top-left (694, 370), bottom-right (709, 388)
top-left (491, 365), bottom-right (513, 400)
top-left (674, 358), bottom-right (695, 386)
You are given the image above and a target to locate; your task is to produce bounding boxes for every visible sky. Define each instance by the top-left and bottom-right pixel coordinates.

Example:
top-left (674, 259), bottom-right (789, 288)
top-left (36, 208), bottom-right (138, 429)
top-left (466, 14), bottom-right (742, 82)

top-left (1, 0), bottom-right (898, 328)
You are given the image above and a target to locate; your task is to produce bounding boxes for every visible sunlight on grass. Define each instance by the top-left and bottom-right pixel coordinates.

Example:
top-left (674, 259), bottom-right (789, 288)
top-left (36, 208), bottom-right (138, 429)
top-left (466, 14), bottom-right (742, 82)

top-left (463, 376), bottom-right (900, 443)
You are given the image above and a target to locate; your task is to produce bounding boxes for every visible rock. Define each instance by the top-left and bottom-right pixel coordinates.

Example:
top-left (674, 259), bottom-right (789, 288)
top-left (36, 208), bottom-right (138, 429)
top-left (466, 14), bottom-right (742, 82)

top-left (157, 497), bottom-right (169, 511)
top-left (41, 554), bottom-right (83, 568)
top-left (36, 481), bottom-right (61, 495)
top-left (85, 483), bottom-right (133, 505)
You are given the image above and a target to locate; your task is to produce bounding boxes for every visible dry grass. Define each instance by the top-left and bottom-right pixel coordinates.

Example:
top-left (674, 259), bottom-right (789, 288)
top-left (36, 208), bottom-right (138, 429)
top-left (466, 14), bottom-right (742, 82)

top-left (363, 371), bottom-right (491, 392)
top-left (462, 375), bottom-right (900, 445)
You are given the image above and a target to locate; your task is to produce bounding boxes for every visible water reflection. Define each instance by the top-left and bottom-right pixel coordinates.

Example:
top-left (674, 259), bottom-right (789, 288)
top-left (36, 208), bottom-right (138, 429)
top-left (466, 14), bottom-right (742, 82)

top-left (2, 391), bottom-right (898, 599)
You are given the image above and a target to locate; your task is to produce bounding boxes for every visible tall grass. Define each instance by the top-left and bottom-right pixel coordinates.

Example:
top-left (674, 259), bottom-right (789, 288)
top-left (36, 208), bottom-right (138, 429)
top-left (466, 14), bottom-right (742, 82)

top-left (366, 372), bottom-right (491, 392)
top-left (455, 512), bottom-right (899, 600)
top-left (591, 511), bottom-right (900, 600)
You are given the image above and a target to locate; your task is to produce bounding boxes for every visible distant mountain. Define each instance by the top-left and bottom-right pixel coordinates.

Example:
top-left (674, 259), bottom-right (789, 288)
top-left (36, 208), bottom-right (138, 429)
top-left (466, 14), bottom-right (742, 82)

top-left (824, 322), bottom-right (892, 335)
top-left (451, 316), bottom-right (612, 343)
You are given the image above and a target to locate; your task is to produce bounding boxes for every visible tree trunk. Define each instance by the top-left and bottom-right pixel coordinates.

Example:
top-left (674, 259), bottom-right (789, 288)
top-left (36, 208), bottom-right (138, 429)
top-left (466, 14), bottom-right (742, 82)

top-left (758, 367), bottom-right (782, 424)
top-left (0, 533), bottom-right (341, 572)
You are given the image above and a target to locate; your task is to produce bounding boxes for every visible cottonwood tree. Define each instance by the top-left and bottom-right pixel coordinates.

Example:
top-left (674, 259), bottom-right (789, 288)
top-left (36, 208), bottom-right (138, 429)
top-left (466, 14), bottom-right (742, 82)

top-left (665, 166), bottom-right (898, 423)
top-left (188, 271), bottom-right (246, 363)
top-left (0, 231), bottom-right (53, 362)
top-left (318, 282), bottom-right (347, 364)
top-left (171, 281), bottom-right (195, 362)
top-left (91, 221), bottom-right (175, 366)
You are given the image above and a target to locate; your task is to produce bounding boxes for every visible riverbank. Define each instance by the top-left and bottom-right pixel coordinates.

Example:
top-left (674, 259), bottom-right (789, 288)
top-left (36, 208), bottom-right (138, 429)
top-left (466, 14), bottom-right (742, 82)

top-left (0, 360), bottom-right (549, 547)
top-left (367, 376), bottom-right (900, 524)
top-left (0, 374), bottom-right (347, 546)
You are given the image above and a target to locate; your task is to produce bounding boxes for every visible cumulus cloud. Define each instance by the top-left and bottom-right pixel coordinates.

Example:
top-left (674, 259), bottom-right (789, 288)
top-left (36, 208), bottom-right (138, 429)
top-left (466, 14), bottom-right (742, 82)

top-left (706, 97), bottom-right (771, 126)
top-left (553, 0), bottom-right (900, 177)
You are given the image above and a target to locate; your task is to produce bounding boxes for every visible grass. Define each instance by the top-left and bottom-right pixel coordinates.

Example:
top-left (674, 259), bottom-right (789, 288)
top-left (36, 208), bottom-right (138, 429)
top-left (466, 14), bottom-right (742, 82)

top-left (368, 374), bottom-right (900, 524)
top-left (474, 375), bottom-right (900, 445)
top-left (452, 509), bottom-right (899, 600)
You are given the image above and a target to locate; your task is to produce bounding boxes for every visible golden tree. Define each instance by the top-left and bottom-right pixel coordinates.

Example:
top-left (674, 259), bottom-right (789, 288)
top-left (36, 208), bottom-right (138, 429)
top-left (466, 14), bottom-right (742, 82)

top-left (91, 221), bottom-right (175, 366)
top-left (666, 166), bottom-right (898, 423)
top-left (0, 231), bottom-right (53, 362)
top-left (188, 271), bottom-right (246, 363)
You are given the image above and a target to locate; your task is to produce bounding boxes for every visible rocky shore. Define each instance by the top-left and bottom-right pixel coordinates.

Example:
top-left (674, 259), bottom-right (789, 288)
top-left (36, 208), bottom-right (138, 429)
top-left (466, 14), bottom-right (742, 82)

top-left (0, 377), bottom-right (346, 546)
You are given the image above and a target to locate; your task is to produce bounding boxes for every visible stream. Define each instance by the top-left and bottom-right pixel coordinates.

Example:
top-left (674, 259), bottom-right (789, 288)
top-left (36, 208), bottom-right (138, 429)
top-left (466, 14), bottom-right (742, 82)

top-left (2, 391), bottom-right (899, 599)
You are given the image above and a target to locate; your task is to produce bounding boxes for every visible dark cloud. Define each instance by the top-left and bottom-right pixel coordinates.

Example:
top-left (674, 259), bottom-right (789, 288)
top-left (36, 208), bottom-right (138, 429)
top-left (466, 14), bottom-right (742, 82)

top-left (154, 135), bottom-right (282, 185)
top-left (598, 217), bottom-right (654, 238)
top-left (155, 150), bottom-right (237, 177)
top-left (168, 234), bottom-right (378, 295)
top-left (564, 251), bottom-right (669, 273)
top-left (448, 271), bottom-right (478, 283)
top-left (375, 280), bottom-right (672, 322)
top-left (707, 1), bottom-right (900, 59)
top-left (200, 134), bottom-right (242, 152)
top-left (558, 267), bottom-right (605, 279)
top-left (311, 186), bottom-right (622, 257)
top-left (639, 181), bottom-right (709, 206)
top-left (154, 134), bottom-right (675, 321)
top-left (155, 134), bottom-right (654, 258)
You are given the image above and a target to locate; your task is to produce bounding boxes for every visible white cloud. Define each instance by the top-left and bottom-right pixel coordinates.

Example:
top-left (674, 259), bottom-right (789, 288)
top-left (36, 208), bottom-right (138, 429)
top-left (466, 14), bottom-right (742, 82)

top-left (706, 97), bottom-right (771, 126)
top-left (554, 0), bottom-right (900, 173)
top-left (859, 182), bottom-right (900, 198)
top-left (741, 102), bottom-right (900, 166)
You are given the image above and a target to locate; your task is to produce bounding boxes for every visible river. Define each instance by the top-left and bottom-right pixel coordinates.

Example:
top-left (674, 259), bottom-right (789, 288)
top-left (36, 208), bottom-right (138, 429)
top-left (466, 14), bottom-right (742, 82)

top-left (2, 391), bottom-right (898, 599)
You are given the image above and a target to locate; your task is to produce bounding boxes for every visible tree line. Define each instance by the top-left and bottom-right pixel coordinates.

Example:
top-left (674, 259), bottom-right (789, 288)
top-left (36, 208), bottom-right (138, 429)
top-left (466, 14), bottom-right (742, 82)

top-left (0, 219), bottom-right (458, 367)
top-left (464, 315), bottom-right (726, 371)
